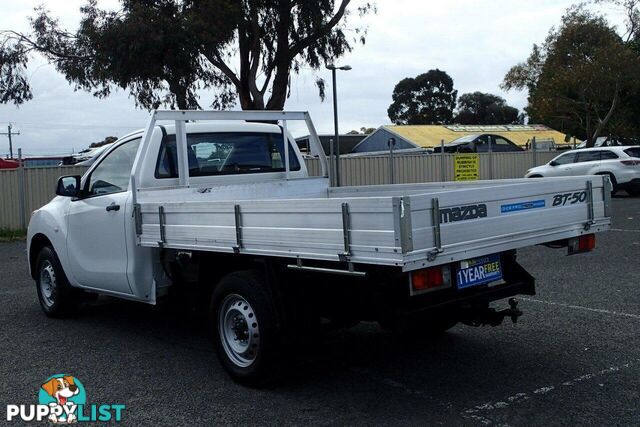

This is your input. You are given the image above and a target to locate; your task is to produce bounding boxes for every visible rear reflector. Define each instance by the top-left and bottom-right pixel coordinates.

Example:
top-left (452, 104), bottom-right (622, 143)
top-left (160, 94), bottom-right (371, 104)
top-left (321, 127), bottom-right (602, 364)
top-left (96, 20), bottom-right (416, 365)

top-left (579, 234), bottom-right (596, 251)
top-left (568, 234), bottom-right (596, 255)
top-left (410, 266), bottom-right (452, 295)
top-left (411, 267), bottom-right (443, 291)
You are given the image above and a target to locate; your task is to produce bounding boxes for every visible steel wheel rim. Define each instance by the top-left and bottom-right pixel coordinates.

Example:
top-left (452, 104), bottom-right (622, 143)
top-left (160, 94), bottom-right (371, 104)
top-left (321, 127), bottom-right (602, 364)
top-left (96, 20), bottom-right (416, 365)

top-left (218, 294), bottom-right (260, 368)
top-left (39, 260), bottom-right (57, 307)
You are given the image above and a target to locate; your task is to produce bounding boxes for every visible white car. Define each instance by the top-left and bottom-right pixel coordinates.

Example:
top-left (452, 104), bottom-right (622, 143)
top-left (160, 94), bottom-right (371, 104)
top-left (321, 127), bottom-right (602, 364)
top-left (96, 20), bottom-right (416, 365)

top-left (525, 146), bottom-right (640, 196)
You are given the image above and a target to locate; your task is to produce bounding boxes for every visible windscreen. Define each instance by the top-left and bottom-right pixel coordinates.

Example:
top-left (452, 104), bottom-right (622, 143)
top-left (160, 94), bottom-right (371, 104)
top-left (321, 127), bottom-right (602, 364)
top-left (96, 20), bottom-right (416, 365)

top-left (447, 134), bottom-right (478, 144)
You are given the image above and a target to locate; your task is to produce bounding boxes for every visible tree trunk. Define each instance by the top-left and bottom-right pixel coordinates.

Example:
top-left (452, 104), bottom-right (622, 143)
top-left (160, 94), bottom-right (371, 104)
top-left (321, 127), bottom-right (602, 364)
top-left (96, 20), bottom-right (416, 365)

top-left (263, 0), bottom-right (291, 111)
top-left (167, 78), bottom-right (190, 110)
top-left (591, 85), bottom-right (620, 146)
top-left (585, 108), bottom-right (592, 147)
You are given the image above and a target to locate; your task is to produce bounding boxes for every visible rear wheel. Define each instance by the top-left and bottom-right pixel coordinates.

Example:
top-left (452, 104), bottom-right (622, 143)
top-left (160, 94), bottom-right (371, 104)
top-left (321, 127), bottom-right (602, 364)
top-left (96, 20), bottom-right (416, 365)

top-left (35, 246), bottom-right (81, 318)
top-left (210, 270), bottom-right (283, 387)
top-left (528, 175), bottom-right (543, 178)
top-left (626, 188), bottom-right (640, 197)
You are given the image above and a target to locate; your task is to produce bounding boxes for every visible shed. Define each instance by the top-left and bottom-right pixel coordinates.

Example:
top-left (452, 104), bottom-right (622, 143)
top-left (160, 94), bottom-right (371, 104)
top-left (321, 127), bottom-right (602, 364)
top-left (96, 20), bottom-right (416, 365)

top-left (352, 124), bottom-right (569, 153)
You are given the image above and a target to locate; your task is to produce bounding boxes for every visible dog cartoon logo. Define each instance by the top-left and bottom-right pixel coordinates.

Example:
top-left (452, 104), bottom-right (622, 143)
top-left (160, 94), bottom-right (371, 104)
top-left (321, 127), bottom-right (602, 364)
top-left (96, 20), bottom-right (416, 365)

top-left (5, 374), bottom-right (125, 423)
top-left (38, 375), bottom-right (86, 424)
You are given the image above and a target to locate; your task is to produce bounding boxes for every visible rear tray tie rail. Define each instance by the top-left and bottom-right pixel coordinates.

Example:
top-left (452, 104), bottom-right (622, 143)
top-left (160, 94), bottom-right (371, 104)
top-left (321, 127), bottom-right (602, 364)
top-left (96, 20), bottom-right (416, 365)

top-left (158, 206), bottom-right (166, 248)
top-left (233, 204), bottom-right (243, 254)
top-left (427, 197), bottom-right (444, 261)
top-left (339, 202), bottom-right (352, 262)
top-left (584, 180), bottom-right (595, 231)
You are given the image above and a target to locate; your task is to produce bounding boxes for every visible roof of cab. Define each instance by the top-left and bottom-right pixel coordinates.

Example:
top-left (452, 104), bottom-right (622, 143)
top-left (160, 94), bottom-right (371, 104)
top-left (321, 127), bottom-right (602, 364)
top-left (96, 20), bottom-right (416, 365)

top-left (118, 122), bottom-right (283, 142)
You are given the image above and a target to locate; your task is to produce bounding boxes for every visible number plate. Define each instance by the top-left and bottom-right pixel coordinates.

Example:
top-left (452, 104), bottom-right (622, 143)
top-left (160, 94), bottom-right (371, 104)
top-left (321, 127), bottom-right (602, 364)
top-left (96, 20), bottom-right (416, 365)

top-left (456, 253), bottom-right (502, 289)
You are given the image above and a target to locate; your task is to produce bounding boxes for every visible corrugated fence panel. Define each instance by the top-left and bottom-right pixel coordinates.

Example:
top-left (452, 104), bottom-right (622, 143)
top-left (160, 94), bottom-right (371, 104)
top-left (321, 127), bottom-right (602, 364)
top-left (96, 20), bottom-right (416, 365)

top-left (0, 169), bottom-right (23, 229)
top-left (1, 166), bottom-right (89, 229)
top-left (304, 151), bottom-right (558, 187)
top-left (23, 166), bottom-right (88, 216)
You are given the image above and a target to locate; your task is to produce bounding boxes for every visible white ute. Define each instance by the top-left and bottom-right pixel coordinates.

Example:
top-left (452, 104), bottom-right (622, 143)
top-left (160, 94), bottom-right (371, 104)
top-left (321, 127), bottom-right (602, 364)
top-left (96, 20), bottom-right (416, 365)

top-left (28, 111), bottom-right (611, 385)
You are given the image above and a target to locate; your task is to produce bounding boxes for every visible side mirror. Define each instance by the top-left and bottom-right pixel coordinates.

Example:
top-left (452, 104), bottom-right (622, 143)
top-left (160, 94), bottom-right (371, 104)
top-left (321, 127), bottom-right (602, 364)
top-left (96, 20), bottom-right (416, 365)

top-left (549, 161), bottom-right (558, 167)
top-left (56, 175), bottom-right (81, 197)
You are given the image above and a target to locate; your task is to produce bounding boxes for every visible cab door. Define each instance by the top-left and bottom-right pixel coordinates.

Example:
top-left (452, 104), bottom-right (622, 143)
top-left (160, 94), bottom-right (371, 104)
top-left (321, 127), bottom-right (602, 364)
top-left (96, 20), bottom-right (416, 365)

top-left (66, 138), bottom-right (141, 295)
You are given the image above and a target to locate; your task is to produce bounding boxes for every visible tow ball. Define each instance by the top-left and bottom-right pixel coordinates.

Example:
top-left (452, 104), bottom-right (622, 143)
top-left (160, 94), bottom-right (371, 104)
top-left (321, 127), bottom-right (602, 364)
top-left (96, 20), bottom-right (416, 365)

top-left (462, 298), bottom-right (523, 327)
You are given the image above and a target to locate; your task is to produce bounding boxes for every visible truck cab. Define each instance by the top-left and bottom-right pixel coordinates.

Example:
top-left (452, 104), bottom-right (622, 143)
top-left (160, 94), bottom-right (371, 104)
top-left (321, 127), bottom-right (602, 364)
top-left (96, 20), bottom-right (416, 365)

top-left (28, 121), bottom-right (307, 301)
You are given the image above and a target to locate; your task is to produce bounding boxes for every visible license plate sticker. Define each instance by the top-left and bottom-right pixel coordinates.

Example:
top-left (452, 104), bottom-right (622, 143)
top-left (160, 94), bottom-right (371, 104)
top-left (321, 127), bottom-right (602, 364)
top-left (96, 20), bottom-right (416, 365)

top-left (456, 253), bottom-right (502, 289)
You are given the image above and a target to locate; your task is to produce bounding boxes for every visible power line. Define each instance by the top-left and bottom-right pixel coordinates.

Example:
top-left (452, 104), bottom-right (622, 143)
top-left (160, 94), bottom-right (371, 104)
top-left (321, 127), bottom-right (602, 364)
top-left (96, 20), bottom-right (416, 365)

top-left (10, 122), bottom-right (142, 130)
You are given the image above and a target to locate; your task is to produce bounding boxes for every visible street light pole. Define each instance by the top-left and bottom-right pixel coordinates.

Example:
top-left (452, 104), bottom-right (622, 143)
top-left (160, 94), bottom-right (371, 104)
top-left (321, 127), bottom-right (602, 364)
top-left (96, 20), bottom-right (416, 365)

top-left (326, 64), bottom-right (351, 187)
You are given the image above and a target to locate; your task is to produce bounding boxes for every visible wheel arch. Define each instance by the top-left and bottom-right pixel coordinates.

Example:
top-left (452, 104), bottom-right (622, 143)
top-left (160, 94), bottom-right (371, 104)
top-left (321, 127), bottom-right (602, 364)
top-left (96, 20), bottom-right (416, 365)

top-left (29, 233), bottom-right (54, 279)
top-left (594, 170), bottom-right (618, 184)
top-left (594, 170), bottom-right (616, 178)
top-left (193, 252), bottom-right (282, 309)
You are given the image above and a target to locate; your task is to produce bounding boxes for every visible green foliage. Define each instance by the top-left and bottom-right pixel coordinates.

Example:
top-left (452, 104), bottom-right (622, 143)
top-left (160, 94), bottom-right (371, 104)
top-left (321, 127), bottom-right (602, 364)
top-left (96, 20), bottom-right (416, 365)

top-left (0, 228), bottom-right (26, 241)
top-left (387, 69), bottom-right (457, 125)
top-left (455, 92), bottom-right (521, 125)
top-left (89, 136), bottom-right (118, 148)
top-left (0, 39), bottom-right (32, 105)
top-left (0, 0), bottom-right (374, 110)
top-left (502, 7), bottom-right (640, 146)
top-left (346, 127), bottom-right (375, 134)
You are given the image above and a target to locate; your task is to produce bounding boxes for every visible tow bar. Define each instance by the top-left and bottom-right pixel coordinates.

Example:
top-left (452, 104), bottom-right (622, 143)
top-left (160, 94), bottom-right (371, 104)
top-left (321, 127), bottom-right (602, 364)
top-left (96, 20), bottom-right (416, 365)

top-left (461, 298), bottom-right (523, 327)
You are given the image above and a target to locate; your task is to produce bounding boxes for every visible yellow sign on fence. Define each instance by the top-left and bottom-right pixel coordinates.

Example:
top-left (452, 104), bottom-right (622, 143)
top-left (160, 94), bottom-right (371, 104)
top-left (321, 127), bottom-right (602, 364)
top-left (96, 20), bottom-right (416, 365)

top-left (454, 154), bottom-right (479, 181)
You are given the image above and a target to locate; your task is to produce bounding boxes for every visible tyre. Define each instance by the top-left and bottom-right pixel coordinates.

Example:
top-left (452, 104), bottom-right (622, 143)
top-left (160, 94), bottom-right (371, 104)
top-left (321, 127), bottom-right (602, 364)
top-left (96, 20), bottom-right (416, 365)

top-left (35, 246), bottom-right (81, 318)
top-left (626, 188), bottom-right (640, 197)
top-left (210, 270), bottom-right (283, 387)
top-left (528, 175), bottom-right (543, 178)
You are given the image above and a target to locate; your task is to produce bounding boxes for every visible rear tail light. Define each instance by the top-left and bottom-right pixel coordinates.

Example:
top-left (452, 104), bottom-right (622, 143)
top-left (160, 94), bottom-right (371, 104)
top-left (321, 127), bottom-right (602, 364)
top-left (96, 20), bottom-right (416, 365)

top-left (621, 160), bottom-right (640, 166)
top-left (410, 266), bottom-right (451, 295)
top-left (568, 234), bottom-right (596, 255)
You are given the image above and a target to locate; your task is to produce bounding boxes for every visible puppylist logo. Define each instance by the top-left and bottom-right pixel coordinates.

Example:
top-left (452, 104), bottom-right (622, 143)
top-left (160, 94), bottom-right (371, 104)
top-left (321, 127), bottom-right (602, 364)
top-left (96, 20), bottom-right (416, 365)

top-left (6, 374), bottom-right (125, 423)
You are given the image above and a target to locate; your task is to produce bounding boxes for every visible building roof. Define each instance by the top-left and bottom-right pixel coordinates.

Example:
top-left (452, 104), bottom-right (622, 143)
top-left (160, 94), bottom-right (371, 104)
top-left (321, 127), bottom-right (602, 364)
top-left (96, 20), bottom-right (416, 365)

top-left (383, 124), bottom-right (569, 148)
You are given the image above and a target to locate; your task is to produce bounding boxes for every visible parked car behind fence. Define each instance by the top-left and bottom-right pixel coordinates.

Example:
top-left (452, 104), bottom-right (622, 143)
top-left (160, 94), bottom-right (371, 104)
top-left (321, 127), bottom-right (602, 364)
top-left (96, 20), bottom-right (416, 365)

top-left (433, 134), bottom-right (524, 153)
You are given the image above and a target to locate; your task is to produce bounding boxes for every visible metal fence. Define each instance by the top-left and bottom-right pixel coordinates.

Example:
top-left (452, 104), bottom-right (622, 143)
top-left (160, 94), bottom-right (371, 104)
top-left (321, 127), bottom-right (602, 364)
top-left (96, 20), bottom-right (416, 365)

top-left (0, 151), bottom-right (557, 229)
top-left (0, 166), bottom-right (88, 229)
top-left (306, 151), bottom-right (558, 186)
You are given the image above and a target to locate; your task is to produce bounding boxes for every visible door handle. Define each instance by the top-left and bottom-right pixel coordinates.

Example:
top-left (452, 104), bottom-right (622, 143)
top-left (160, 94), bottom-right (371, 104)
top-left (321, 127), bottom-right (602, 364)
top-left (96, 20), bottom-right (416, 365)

top-left (106, 203), bottom-right (120, 212)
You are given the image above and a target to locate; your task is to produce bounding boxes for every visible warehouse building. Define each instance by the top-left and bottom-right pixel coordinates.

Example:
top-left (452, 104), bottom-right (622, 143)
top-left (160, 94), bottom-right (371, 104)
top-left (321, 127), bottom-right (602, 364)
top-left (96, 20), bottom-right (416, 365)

top-left (351, 124), bottom-right (569, 153)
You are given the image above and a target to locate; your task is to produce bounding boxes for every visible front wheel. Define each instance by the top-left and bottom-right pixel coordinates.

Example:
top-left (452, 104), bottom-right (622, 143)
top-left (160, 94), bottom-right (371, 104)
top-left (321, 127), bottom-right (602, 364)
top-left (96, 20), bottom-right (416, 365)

top-left (210, 270), bottom-right (284, 387)
top-left (35, 246), bottom-right (81, 318)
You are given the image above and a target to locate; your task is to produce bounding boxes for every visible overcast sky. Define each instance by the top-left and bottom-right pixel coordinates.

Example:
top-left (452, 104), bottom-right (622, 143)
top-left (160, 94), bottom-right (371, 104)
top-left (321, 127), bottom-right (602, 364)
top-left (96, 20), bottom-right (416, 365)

top-left (0, 0), bottom-right (628, 156)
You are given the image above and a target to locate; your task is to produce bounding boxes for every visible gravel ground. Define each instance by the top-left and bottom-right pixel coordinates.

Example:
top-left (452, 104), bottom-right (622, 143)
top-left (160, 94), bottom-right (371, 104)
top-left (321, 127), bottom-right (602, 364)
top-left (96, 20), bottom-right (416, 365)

top-left (0, 195), bottom-right (638, 426)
